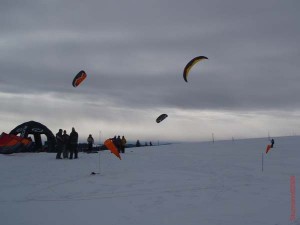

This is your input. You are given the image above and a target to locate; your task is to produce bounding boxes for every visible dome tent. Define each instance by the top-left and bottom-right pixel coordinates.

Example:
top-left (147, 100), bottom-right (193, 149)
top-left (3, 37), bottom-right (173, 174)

top-left (10, 121), bottom-right (56, 152)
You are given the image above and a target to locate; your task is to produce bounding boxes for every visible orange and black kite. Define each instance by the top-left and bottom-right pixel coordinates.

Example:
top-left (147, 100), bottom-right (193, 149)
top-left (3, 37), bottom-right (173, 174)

top-left (72, 70), bottom-right (87, 87)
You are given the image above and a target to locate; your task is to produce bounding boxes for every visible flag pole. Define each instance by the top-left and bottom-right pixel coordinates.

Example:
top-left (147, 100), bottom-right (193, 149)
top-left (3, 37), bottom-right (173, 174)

top-left (262, 152), bottom-right (264, 172)
top-left (98, 150), bottom-right (101, 174)
top-left (98, 130), bottom-right (101, 174)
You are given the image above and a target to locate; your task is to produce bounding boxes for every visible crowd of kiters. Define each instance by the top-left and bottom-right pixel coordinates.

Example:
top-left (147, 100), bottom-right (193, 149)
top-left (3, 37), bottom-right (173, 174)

top-left (110, 135), bottom-right (127, 153)
top-left (55, 128), bottom-right (127, 159)
top-left (55, 127), bottom-right (78, 159)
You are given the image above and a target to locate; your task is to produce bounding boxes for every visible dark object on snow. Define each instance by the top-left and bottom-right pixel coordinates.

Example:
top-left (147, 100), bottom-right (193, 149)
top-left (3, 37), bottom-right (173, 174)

top-left (69, 127), bottom-right (78, 159)
top-left (55, 129), bottom-right (63, 159)
top-left (90, 172), bottom-right (99, 175)
top-left (87, 134), bottom-right (94, 153)
top-left (271, 138), bottom-right (275, 148)
top-left (136, 140), bottom-right (141, 147)
top-left (86, 151), bottom-right (98, 154)
top-left (121, 136), bottom-right (127, 153)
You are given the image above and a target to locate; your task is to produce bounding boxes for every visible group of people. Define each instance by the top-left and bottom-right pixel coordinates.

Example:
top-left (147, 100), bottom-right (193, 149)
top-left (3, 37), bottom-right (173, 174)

top-left (56, 127), bottom-right (79, 159)
top-left (56, 130), bottom-right (128, 158)
top-left (111, 135), bottom-right (127, 153)
top-left (136, 140), bottom-right (153, 147)
top-left (86, 134), bottom-right (127, 153)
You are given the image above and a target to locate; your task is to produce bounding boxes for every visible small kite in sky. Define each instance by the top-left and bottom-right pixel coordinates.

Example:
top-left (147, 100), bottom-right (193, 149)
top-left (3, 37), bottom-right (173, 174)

top-left (72, 70), bottom-right (87, 87)
top-left (183, 56), bottom-right (208, 82)
top-left (156, 114), bottom-right (168, 123)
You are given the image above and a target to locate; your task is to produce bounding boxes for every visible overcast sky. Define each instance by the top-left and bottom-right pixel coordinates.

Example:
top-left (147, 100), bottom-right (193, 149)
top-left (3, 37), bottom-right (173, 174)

top-left (1, 0), bottom-right (300, 143)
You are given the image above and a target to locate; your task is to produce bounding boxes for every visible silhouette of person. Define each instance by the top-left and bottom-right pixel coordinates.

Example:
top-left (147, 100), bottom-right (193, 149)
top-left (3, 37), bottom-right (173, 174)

top-left (136, 140), bottom-right (141, 147)
top-left (87, 134), bottom-right (94, 153)
top-left (55, 129), bottom-right (63, 159)
top-left (62, 130), bottom-right (70, 158)
top-left (271, 138), bottom-right (275, 148)
top-left (69, 127), bottom-right (79, 159)
top-left (121, 136), bottom-right (127, 153)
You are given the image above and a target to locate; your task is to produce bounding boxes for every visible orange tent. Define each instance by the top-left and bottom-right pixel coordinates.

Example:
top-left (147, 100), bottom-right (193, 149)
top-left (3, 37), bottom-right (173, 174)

top-left (104, 139), bottom-right (121, 160)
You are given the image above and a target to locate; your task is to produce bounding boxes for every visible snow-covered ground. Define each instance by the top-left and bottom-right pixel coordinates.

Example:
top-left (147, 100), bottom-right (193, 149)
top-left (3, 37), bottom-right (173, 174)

top-left (0, 136), bottom-right (299, 225)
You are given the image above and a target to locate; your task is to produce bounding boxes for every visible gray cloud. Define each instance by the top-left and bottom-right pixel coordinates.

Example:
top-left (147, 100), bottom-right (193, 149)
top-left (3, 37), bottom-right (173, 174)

top-left (1, 0), bottom-right (300, 141)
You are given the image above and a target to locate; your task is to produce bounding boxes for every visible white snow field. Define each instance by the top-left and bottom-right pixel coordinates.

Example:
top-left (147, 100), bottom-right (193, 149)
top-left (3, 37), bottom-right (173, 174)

top-left (0, 136), bottom-right (299, 225)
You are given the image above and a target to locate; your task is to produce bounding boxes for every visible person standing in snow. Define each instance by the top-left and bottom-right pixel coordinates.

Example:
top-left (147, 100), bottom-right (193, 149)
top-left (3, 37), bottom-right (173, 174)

top-left (62, 130), bottom-right (70, 159)
top-left (55, 129), bottom-right (64, 159)
top-left (87, 134), bottom-right (94, 153)
top-left (112, 135), bottom-right (117, 147)
top-left (69, 127), bottom-right (78, 159)
top-left (121, 135), bottom-right (127, 153)
top-left (116, 135), bottom-right (122, 153)
top-left (136, 140), bottom-right (141, 147)
top-left (271, 138), bottom-right (275, 148)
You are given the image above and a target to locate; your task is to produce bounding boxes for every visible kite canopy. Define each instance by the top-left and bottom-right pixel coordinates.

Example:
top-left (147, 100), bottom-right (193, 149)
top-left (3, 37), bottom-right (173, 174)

top-left (156, 114), bottom-right (168, 123)
top-left (72, 70), bottom-right (87, 87)
top-left (183, 56), bottom-right (208, 82)
top-left (0, 132), bottom-right (33, 154)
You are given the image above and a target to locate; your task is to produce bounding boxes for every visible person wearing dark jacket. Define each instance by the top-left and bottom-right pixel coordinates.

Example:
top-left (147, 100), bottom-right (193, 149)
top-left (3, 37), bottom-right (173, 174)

top-left (69, 127), bottom-right (79, 159)
top-left (63, 130), bottom-right (70, 159)
top-left (56, 129), bottom-right (64, 159)
top-left (121, 136), bottom-right (127, 153)
top-left (116, 135), bottom-right (122, 153)
top-left (271, 138), bottom-right (275, 148)
top-left (136, 140), bottom-right (141, 147)
top-left (112, 135), bottom-right (117, 146)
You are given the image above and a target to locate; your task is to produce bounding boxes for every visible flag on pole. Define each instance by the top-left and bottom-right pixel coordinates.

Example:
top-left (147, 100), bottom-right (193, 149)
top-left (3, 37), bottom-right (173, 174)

top-left (266, 144), bottom-right (272, 154)
top-left (104, 139), bottom-right (121, 160)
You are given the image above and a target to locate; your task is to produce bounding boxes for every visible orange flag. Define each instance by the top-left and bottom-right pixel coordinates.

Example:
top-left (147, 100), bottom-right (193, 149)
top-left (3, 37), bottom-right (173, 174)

top-left (266, 144), bottom-right (272, 154)
top-left (104, 139), bottom-right (121, 160)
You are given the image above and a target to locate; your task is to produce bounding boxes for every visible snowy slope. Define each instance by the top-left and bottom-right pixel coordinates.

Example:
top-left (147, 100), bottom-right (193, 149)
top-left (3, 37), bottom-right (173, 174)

top-left (0, 136), bottom-right (299, 225)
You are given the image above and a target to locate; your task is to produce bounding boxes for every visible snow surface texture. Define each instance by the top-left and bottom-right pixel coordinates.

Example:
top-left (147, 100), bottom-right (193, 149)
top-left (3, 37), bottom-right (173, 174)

top-left (0, 136), bottom-right (299, 225)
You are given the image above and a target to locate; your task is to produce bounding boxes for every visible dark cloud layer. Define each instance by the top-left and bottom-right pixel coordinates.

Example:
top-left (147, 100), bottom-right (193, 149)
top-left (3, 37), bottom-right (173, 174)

top-left (1, 0), bottom-right (300, 141)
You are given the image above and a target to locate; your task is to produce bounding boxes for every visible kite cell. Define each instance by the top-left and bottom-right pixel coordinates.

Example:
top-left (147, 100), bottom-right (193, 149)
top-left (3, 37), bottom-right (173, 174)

top-left (72, 70), bottom-right (87, 87)
top-left (156, 114), bottom-right (168, 123)
top-left (183, 56), bottom-right (208, 82)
